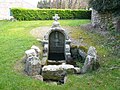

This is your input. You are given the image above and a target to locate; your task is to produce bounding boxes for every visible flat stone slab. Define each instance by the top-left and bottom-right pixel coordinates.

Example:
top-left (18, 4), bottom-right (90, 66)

top-left (47, 60), bottom-right (66, 65)
top-left (42, 63), bottom-right (77, 82)
top-left (42, 65), bottom-right (67, 81)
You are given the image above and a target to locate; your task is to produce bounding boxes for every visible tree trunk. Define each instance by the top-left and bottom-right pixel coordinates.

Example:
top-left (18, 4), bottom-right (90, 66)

top-left (49, 0), bottom-right (52, 8)
top-left (68, 0), bottom-right (72, 9)
top-left (61, 0), bottom-right (65, 9)
top-left (116, 19), bottom-right (120, 32)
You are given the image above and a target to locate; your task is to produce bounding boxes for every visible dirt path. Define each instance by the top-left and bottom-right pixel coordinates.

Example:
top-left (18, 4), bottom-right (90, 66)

top-left (30, 26), bottom-right (84, 46)
top-left (30, 27), bottom-right (50, 39)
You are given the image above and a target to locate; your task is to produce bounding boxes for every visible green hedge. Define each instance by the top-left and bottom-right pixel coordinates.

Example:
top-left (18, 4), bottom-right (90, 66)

top-left (11, 8), bottom-right (91, 21)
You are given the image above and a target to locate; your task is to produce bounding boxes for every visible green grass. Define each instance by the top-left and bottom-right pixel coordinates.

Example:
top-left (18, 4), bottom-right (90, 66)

top-left (0, 20), bottom-right (119, 90)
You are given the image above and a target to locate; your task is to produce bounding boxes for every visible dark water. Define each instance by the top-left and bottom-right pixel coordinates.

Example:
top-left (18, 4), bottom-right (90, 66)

top-left (48, 53), bottom-right (65, 60)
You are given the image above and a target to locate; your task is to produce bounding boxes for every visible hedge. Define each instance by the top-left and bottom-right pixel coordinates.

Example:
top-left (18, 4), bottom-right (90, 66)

top-left (11, 8), bottom-right (91, 21)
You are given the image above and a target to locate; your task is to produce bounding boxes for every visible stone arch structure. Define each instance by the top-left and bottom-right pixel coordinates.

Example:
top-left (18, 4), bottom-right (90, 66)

top-left (42, 14), bottom-right (71, 62)
top-left (48, 30), bottom-right (66, 60)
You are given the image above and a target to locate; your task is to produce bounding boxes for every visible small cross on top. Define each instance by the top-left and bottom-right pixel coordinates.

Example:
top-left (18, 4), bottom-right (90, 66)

top-left (53, 14), bottom-right (60, 21)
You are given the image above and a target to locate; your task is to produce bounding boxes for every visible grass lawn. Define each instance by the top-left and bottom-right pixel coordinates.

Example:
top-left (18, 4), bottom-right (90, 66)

top-left (0, 20), bottom-right (119, 90)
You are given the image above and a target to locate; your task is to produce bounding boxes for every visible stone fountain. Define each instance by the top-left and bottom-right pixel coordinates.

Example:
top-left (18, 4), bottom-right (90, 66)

top-left (42, 14), bottom-right (71, 64)
top-left (23, 14), bottom-right (98, 84)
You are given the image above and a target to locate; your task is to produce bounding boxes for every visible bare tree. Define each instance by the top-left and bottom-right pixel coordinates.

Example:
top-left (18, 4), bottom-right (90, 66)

top-left (68, 0), bottom-right (72, 9)
top-left (72, 0), bottom-right (78, 9)
top-left (37, 0), bottom-right (88, 9)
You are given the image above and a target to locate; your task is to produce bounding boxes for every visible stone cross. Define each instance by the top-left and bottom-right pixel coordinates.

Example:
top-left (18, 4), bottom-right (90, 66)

top-left (53, 14), bottom-right (60, 21)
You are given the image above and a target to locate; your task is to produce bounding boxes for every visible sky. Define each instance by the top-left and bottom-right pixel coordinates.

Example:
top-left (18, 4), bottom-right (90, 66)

top-left (24, 0), bottom-right (54, 5)
top-left (24, 0), bottom-right (39, 6)
top-left (0, 0), bottom-right (54, 7)
top-left (0, 0), bottom-right (40, 6)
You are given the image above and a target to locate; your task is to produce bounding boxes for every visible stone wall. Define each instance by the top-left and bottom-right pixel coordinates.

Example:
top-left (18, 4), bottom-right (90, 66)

top-left (91, 9), bottom-right (117, 31)
top-left (91, 9), bottom-right (100, 27)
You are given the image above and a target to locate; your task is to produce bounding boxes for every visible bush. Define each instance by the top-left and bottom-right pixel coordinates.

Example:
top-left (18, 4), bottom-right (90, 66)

top-left (72, 10), bottom-right (91, 19)
top-left (11, 8), bottom-right (91, 21)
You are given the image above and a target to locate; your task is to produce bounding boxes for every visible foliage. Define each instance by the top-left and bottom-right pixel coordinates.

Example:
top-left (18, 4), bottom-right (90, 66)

top-left (11, 8), bottom-right (91, 21)
top-left (72, 10), bottom-right (91, 19)
top-left (89, 0), bottom-right (120, 16)
top-left (79, 45), bottom-right (88, 53)
top-left (106, 23), bottom-right (120, 57)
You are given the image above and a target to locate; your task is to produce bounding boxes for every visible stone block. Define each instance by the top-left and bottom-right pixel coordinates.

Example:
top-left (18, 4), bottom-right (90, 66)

top-left (25, 49), bottom-right (37, 58)
top-left (25, 57), bottom-right (41, 76)
top-left (81, 55), bottom-right (94, 73)
top-left (74, 67), bottom-right (81, 74)
top-left (31, 45), bottom-right (41, 57)
top-left (59, 63), bottom-right (75, 74)
top-left (41, 57), bottom-right (47, 65)
top-left (32, 75), bottom-right (43, 82)
top-left (25, 49), bottom-right (37, 63)
top-left (81, 46), bottom-right (99, 73)
top-left (42, 65), bottom-right (67, 81)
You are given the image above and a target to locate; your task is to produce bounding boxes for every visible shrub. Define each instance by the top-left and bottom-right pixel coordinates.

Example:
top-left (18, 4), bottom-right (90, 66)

top-left (11, 8), bottom-right (91, 21)
top-left (72, 10), bottom-right (91, 19)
